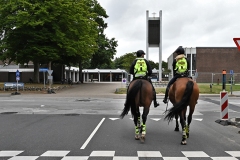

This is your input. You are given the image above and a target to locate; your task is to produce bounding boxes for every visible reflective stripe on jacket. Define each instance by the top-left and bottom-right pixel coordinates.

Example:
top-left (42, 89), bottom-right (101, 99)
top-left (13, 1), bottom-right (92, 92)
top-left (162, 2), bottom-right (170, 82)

top-left (174, 57), bottom-right (188, 74)
top-left (134, 58), bottom-right (147, 77)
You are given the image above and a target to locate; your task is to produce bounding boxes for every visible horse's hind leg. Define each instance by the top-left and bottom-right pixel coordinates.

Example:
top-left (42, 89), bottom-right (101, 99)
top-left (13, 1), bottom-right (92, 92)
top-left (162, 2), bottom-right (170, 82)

top-left (179, 112), bottom-right (187, 145)
top-left (186, 105), bottom-right (195, 138)
top-left (141, 109), bottom-right (149, 135)
top-left (140, 107), bottom-right (149, 142)
top-left (174, 114), bottom-right (179, 131)
top-left (134, 111), bottom-right (141, 140)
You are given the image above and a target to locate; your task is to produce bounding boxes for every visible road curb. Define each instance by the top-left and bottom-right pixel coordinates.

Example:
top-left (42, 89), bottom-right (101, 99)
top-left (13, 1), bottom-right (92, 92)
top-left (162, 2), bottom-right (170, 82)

top-left (215, 118), bottom-right (240, 129)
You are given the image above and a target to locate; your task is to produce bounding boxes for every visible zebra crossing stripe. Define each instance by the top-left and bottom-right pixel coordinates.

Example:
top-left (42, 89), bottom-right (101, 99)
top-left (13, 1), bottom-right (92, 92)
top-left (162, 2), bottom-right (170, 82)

top-left (0, 150), bottom-right (240, 159)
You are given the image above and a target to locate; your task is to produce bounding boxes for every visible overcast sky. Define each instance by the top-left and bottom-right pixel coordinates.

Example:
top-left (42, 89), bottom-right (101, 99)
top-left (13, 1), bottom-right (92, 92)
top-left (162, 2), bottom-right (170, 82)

top-left (98, 0), bottom-right (239, 62)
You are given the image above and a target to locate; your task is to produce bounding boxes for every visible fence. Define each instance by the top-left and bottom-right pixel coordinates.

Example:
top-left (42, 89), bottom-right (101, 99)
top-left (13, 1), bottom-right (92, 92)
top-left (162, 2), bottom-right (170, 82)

top-left (195, 72), bottom-right (240, 84)
top-left (4, 82), bottom-right (24, 91)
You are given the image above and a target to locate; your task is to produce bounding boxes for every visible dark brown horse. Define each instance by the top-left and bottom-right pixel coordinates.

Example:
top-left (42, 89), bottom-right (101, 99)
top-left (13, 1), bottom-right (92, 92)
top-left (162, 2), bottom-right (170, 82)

top-left (164, 77), bottom-right (199, 145)
top-left (120, 79), bottom-right (154, 142)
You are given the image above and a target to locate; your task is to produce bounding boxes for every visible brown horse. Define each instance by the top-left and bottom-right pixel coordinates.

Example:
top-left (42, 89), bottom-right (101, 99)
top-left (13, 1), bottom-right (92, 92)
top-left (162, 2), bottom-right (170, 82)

top-left (120, 79), bottom-right (154, 142)
top-left (164, 77), bottom-right (199, 145)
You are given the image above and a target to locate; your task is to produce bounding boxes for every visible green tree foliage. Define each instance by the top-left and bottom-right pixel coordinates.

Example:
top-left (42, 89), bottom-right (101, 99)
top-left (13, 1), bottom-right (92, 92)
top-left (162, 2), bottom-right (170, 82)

top-left (114, 52), bottom-right (135, 71)
top-left (162, 61), bottom-right (168, 71)
top-left (89, 0), bottom-right (118, 69)
top-left (90, 35), bottom-right (118, 69)
top-left (0, 0), bottom-right (99, 82)
top-left (113, 52), bottom-right (169, 73)
top-left (148, 60), bottom-right (158, 69)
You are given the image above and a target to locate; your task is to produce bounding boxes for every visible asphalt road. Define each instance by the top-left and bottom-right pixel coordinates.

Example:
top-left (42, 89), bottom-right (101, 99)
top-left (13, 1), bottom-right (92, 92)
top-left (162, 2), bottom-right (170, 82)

top-left (0, 82), bottom-right (240, 160)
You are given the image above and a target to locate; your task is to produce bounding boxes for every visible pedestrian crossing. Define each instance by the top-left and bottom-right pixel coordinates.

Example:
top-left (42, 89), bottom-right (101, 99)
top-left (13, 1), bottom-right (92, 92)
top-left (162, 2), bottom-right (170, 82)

top-left (0, 150), bottom-right (239, 160)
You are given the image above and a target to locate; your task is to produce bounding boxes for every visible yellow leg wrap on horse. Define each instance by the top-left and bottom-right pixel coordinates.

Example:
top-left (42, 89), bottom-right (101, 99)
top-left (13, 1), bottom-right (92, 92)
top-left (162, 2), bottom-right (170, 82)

top-left (182, 126), bottom-right (187, 139)
top-left (135, 126), bottom-right (139, 134)
top-left (141, 124), bottom-right (146, 134)
top-left (186, 125), bottom-right (189, 134)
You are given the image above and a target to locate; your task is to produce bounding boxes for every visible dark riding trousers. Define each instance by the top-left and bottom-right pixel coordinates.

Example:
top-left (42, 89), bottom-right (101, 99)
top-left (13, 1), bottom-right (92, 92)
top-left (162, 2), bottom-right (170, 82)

top-left (167, 74), bottom-right (182, 88)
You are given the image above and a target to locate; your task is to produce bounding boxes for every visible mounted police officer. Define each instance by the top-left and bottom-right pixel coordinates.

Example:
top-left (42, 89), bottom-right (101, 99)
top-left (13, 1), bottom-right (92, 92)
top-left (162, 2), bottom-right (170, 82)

top-left (124, 50), bottom-right (159, 108)
top-left (163, 46), bottom-right (190, 104)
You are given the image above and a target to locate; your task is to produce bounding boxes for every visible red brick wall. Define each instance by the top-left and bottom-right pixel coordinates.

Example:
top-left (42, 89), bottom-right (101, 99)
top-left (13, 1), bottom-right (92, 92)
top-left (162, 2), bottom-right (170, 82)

top-left (196, 47), bottom-right (240, 83)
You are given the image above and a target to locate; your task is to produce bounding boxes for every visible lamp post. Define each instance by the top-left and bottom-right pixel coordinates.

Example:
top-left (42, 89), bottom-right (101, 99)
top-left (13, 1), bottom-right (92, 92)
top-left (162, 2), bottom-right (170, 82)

top-left (211, 73), bottom-right (215, 85)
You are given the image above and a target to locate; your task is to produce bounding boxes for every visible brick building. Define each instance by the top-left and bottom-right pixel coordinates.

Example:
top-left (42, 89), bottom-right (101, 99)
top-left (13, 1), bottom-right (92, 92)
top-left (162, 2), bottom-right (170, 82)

top-left (168, 47), bottom-right (240, 83)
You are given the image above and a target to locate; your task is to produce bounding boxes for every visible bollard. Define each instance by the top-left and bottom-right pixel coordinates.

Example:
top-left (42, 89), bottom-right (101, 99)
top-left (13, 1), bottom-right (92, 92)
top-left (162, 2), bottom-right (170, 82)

top-left (210, 84), bottom-right (212, 92)
top-left (222, 70), bottom-right (226, 91)
top-left (220, 91), bottom-right (228, 120)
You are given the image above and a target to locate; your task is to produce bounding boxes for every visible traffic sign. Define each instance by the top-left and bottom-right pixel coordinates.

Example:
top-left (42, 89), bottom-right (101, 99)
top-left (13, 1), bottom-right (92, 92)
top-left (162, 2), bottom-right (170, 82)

top-left (16, 70), bottom-right (20, 77)
top-left (230, 70), bottom-right (234, 75)
top-left (233, 38), bottom-right (240, 50)
top-left (47, 70), bottom-right (53, 75)
top-left (39, 68), bottom-right (48, 72)
top-left (16, 76), bottom-right (20, 81)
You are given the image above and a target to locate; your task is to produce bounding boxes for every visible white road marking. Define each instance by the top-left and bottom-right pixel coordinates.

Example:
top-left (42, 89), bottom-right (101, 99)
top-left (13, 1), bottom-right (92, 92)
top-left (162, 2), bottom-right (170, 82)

top-left (193, 118), bottom-right (203, 121)
top-left (109, 118), bottom-right (119, 120)
top-left (182, 151), bottom-right (209, 157)
top-left (0, 151), bottom-right (23, 157)
top-left (138, 151), bottom-right (162, 157)
top-left (151, 118), bottom-right (161, 121)
top-left (90, 151), bottom-right (115, 157)
top-left (41, 150), bottom-right (70, 157)
top-left (80, 118), bottom-right (105, 149)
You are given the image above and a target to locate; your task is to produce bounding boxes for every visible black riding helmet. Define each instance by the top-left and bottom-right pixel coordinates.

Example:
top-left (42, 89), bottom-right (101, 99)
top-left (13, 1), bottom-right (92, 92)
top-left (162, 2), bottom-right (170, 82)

top-left (136, 50), bottom-right (145, 57)
top-left (175, 46), bottom-right (185, 55)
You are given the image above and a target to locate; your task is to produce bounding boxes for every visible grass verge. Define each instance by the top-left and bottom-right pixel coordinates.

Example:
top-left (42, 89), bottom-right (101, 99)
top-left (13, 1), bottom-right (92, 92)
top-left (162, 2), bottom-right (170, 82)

top-left (115, 83), bottom-right (240, 94)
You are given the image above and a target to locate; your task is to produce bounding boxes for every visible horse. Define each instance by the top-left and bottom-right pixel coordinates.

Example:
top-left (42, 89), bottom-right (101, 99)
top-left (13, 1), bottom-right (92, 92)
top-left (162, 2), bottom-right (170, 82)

top-left (164, 77), bottom-right (199, 145)
top-left (120, 79), bottom-right (154, 142)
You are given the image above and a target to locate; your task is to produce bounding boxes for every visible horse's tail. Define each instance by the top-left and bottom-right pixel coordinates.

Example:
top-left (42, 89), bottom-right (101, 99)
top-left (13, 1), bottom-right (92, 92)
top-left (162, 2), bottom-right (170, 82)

top-left (164, 80), bottom-right (194, 123)
top-left (120, 80), bottom-right (142, 118)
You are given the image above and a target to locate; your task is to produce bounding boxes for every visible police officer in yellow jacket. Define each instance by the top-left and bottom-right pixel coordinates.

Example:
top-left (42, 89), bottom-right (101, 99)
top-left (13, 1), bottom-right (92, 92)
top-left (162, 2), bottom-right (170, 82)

top-left (163, 46), bottom-right (190, 104)
top-left (124, 50), bottom-right (159, 108)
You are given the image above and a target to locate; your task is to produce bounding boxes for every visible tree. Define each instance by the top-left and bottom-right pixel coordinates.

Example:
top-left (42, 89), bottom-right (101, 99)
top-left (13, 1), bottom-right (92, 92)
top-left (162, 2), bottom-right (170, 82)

top-left (89, 0), bottom-right (118, 70)
top-left (113, 52), bottom-right (136, 71)
top-left (162, 61), bottom-right (168, 71)
top-left (113, 53), bottom-right (170, 74)
top-left (90, 36), bottom-right (118, 69)
top-left (148, 60), bottom-right (158, 69)
top-left (55, 0), bottom-right (100, 83)
top-left (0, 0), bottom-right (99, 83)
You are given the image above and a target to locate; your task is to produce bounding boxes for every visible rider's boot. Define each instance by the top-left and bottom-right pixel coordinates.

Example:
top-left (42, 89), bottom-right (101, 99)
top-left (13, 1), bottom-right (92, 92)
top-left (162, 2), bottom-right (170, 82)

top-left (153, 89), bottom-right (159, 108)
top-left (124, 94), bottom-right (128, 107)
top-left (148, 79), bottom-right (159, 108)
top-left (163, 87), bottom-right (169, 104)
top-left (124, 84), bottom-right (130, 107)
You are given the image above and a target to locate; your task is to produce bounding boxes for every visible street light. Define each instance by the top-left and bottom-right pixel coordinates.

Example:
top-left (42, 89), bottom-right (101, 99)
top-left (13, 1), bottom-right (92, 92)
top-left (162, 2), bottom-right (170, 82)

top-left (211, 73), bottom-right (215, 85)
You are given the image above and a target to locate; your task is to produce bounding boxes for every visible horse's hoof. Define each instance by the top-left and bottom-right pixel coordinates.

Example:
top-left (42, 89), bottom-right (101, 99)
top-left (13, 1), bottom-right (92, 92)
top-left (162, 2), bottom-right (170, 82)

top-left (181, 138), bottom-right (187, 145)
top-left (140, 135), bottom-right (145, 143)
top-left (135, 135), bottom-right (140, 140)
top-left (174, 128), bottom-right (179, 131)
top-left (181, 140), bottom-right (187, 145)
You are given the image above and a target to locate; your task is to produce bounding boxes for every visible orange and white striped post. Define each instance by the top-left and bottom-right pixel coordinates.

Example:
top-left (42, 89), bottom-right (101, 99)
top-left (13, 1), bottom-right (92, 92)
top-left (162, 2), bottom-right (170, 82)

top-left (220, 70), bottom-right (228, 120)
top-left (220, 91), bottom-right (228, 120)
